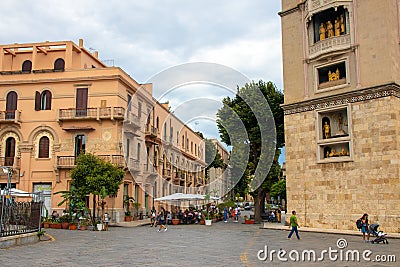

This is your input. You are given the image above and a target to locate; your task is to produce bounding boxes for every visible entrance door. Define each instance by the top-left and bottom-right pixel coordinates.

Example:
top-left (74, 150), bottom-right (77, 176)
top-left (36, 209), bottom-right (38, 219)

top-left (75, 88), bottom-right (88, 117)
top-left (33, 183), bottom-right (52, 217)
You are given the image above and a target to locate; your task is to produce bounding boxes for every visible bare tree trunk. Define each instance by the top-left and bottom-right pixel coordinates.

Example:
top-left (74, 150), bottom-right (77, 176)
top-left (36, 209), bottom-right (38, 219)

top-left (92, 195), bottom-right (96, 221)
top-left (253, 188), bottom-right (267, 223)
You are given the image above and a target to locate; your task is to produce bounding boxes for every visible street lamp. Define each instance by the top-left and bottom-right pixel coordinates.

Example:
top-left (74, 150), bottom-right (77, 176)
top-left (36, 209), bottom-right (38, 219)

top-left (1, 166), bottom-right (12, 198)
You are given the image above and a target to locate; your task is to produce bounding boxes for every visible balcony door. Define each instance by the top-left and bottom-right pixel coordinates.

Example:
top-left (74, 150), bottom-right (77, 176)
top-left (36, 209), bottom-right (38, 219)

top-left (6, 91), bottom-right (17, 120)
top-left (75, 135), bottom-right (86, 157)
top-left (75, 88), bottom-right (88, 117)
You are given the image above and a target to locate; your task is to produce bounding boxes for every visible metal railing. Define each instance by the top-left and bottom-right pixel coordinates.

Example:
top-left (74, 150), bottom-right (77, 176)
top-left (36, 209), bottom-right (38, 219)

top-left (0, 196), bottom-right (43, 237)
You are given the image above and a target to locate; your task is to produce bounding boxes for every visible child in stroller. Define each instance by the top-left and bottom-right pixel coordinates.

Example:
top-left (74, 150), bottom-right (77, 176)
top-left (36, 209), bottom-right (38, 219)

top-left (369, 223), bottom-right (388, 244)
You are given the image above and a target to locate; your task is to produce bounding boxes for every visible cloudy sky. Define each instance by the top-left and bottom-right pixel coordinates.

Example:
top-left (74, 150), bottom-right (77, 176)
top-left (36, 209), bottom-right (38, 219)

top-left (0, 0), bottom-right (284, 161)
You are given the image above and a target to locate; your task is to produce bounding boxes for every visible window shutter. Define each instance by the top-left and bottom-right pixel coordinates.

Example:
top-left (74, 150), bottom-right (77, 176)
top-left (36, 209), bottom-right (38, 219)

top-left (39, 136), bottom-right (50, 158)
top-left (35, 91), bottom-right (41, 111)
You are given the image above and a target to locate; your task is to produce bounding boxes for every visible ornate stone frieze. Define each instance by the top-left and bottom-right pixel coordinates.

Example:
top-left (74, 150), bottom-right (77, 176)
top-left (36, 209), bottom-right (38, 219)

top-left (282, 83), bottom-right (400, 115)
top-left (309, 0), bottom-right (348, 12)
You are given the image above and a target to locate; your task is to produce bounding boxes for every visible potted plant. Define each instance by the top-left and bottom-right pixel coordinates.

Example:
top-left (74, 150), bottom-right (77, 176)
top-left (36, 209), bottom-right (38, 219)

top-left (204, 194), bottom-right (212, 226)
top-left (43, 217), bottom-right (52, 228)
top-left (171, 212), bottom-right (180, 225)
top-left (123, 195), bottom-right (134, 221)
top-left (69, 221), bottom-right (77, 230)
top-left (59, 215), bottom-right (70, 229)
top-left (79, 218), bottom-right (87, 230)
top-left (124, 210), bottom-right (132, 222)
top-left (95, 219), bottom-right (103, 231)
top-left (50, 218), bottom-right (62, 229)
top-left (244, 215), bottom-right (255, 224)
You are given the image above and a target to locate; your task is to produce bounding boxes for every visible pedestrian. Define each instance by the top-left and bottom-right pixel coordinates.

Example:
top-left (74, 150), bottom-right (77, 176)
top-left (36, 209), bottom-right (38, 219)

top-left (287, 210), bottom-right (300, 240)
top-left (360, 213), bottom-right (370, 242)
top-left (234, 206), bottom-right (239, 222)
top-left (103, 212), bottom-right (110, 231)
top-left (150, 206), bottom-right (156, 227)
top-left (157, 207), bottom-right (167, 232)
top-left (223, 207), bottom-right (228, 223)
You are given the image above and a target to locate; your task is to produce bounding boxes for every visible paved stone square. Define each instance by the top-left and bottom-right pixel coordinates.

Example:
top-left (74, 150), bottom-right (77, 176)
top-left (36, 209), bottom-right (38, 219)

top-left (1, 221), bottom-right (398, 266)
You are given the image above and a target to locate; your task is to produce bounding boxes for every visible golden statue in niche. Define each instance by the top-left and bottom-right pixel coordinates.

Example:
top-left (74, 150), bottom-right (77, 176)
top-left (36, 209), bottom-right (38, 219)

top-left (319, 22), bottom-right (326, 40)
top-left (340, 15), bottom-right (345, 33)
top-left (326, 20), bottom-right (334, 38)
top-left (328, 68), bottom-right (340, 81)
top-left (334, 18), bottom-right (341, 36)
top-left (326, 147), bottom-right (350, 158)
top-left (323, 121), bottom-right (331, 139)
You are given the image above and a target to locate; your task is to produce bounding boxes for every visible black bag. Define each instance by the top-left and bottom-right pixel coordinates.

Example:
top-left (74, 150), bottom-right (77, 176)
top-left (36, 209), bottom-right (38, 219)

top-left (356, 219), bottom-right (362, 229)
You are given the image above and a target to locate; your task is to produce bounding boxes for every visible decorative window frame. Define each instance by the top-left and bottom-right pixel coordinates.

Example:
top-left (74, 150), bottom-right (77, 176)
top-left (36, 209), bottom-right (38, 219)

top-left (314, 56), bottom-right (350, 93)
top-left (35, 132), bottom-right (53, 159)
top-left (315, 104), bottom-right (353, 163)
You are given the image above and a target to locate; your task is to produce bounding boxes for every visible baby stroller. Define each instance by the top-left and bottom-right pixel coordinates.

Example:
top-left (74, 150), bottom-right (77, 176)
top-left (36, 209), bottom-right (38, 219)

top-left (369, 224), bottom-right (388, 244)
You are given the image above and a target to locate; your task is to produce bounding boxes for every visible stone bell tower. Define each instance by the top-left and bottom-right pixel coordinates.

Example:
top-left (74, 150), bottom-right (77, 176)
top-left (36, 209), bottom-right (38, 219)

top-left (280, 0), bottom-right (400, 232)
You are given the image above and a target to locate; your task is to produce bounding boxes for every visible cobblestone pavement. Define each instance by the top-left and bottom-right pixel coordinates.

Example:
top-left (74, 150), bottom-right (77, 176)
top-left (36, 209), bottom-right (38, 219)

top-left (1, 220), bottom-right (398, 267)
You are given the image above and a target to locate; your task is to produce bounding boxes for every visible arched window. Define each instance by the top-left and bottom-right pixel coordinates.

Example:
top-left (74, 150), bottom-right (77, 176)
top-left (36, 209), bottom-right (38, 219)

top-left (6, 91), bottom-right (18, 120)
top-left (54, 58), bottom-right (65, 71)
top-left (35, 90), bottom-right (52, 110)
top-left (22, 60), bottom-right (32, 73)
top-left (5, 137), bottom-right (16, 166)
top-left (38, 136), bottom-right (50, 158)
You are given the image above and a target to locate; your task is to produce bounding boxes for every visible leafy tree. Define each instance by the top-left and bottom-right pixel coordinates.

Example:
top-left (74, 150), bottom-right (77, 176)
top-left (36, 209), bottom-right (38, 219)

top-left (70, 153), bottom-right (125, 223)
top-left (217, 80), bottom-right (284, 222)
top-left (270, 179), bottom-right (286, 201)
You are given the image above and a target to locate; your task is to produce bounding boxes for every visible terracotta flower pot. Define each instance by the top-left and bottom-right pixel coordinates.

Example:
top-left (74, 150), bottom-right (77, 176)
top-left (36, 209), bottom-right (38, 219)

top-left (69, 224), bottom-right (77, 230)
top-left (172, 219), bottom-right (180, 225)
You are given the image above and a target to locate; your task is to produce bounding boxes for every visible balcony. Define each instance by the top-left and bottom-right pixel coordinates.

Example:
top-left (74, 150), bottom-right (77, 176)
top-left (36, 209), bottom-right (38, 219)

top-left (124, 112), bottom-right (141, 131)
top-left (57, 154), bottom-right (125, 169)
top-left (128, 159), bottom-right (140, 173)
top-left (58, 107), bottom-right (125, 122)
top-left (97, 154), bottom-right (125, 168)
top-left (0, 157), bottom-right (21, 169)
top-left (145, 124), bottom-right (158, 138)
top-left (308, 34), bottom-right (351, 60)
top-left (162, 169), bottom-right (171, 180)
top-left (195, 177), bottom-right (204, 187)
top-left (0, 110), bottom-right (21, 125)
top-left (56, 156), bottom-right (76, 168)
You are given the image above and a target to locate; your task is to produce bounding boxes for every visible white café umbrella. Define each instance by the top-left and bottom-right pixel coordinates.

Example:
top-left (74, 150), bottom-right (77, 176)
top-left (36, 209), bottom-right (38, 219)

top-left (0, 188), bottom-right (33, 197)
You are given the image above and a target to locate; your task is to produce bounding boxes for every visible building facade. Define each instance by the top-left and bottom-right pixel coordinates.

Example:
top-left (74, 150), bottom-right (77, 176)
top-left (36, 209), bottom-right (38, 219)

top-left (207, 138), bottom-right (230, 199)
top-left (0, 39), bottom-right (205, 222)
top-left (280, 0), bottom-right (400, 232)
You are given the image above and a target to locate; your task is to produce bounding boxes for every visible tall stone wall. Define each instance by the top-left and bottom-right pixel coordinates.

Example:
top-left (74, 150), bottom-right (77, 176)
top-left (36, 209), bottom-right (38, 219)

top-left (285, 96), bottom-right (400, 233)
